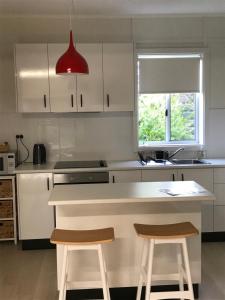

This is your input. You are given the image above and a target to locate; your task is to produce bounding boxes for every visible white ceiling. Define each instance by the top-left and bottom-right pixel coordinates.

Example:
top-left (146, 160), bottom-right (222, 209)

top-left (0, 0), bottom-right (225, 17)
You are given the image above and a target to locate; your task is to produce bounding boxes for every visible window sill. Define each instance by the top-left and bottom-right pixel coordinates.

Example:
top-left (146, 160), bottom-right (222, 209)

top-left (138, 144), bottom-right (205, 151)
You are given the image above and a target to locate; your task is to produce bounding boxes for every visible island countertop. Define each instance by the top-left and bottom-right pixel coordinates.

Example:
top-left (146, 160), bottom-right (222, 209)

top-left (49, 181), bottom-right (215, 205)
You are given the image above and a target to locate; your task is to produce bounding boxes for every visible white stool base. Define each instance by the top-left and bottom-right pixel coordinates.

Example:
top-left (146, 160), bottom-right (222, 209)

top-left (59, 244), bottom-right (110, 300)
top-left (136, 237), bottom-right (195, 300)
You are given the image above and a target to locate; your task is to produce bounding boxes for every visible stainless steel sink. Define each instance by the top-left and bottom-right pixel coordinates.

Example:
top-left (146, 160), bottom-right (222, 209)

top-left (171, 159), bottom-right (211, 165)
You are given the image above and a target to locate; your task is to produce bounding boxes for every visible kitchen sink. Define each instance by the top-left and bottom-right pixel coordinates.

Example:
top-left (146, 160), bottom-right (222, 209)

top-left (171, 159), bottom-right (211, 165)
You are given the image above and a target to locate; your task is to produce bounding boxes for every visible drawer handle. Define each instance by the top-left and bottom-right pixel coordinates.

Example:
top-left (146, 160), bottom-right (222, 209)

top-left (71, 94), bottom-right (74, 107)
top-left (172, 174), bottom-right (175, 181)
top-left (44, 95), bottom-right (47, 108)
top-left (47, 178), bottom-right (50, 190)
top-left (112, 175), bottom-right (115, 183)
top-left (80, 94), bottom-right (83, 107)
top-left (181, 173), bottom-right (184, 181)
top-left (107, 94), bottom-right (110, 107)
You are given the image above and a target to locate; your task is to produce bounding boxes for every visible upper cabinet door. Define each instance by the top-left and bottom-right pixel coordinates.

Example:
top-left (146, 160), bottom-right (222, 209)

top-left (15, 44), bottom-right (50, 112)
top-left (48, 44), bottom-right (77, 112)
top-left (76, 44), bottom-right (103, 112)
top-left (103, 43), bottom-right (134, 112)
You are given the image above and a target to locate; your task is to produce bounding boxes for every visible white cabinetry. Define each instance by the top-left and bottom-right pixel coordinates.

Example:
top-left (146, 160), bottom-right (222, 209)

top-left (48, 44), bottom-right (77, 112)
top-left (142, 169), bottom-right (176, 182)
top-left (15, 43), bottom-right (134, 113)
top-left (142, 168), bottom-right (214, 232)
top-left (213, 168), bottom-right (225, 231)
top-left (15, 44), bottom-right (50, 112)
top-left (76, 44), bottom-right (103, 112)
top-left (0, 176), bottom-right (17, 244)
top-left (109, 170), bottom-right (141, 183)
top-left (209, 43), bottom-right (225, 109)
top-left (103, 43), bottom-right (134, 111)
top-left (17, 173), bottom-right (54, 240)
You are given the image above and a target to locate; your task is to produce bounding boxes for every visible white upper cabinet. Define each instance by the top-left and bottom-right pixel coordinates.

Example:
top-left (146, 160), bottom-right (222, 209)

top-left (76, 44), bottom-right (103, 112)
top-left (15, 43), bottom-right (135, 113)
top-left (15, 44), bottom-right (50, 112)
top-left (48, 44), bottom-right (77, 112)
top-left (103, 43), bottom-right (134, 112)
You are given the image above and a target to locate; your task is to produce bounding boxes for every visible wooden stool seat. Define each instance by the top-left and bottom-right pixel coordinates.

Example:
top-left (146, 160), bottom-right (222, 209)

top-left (50, 227), bottom-right (115, 245)
top-left (134, 221), bottom-right (199, 240)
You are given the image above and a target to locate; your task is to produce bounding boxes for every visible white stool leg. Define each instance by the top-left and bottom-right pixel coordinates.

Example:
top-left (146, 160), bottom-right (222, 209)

top-left (102, 246), bottom-right (111, 300)
top-left (177, 244), bottom-right (184, 300)
top-left (136, 239), bottom-right (148, 300)
top-left (182, 239), bottom-right (195, 300)
top-left (98, 245), bottom-right (110, 300)
top-left (145, 240), bottom-right (155, 300)
top-left (59, 245), bottom-right (68, 300)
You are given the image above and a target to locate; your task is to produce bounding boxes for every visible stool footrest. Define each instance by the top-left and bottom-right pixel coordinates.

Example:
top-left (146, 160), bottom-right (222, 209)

top-left (150, 290), bottom-right (192, 300)
top-left (67, 280), bottom-right (104, 289)
top-left (152, 272), bottom-right (181, 282)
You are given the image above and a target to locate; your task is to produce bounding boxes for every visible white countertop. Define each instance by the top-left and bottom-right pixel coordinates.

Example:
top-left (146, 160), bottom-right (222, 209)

top-left (48, 181), bottom-right (215, 205)
top-left (13, 158), bottom-right (225, 174)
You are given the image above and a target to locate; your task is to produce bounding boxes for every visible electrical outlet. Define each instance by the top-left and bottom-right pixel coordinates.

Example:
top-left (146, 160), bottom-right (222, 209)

top-left (19, 134), bottom-right (24, 139)
top-left (16, 135), bottom-right (20, 139)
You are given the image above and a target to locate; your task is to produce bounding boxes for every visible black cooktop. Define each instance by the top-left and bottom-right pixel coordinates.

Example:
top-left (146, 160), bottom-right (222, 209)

top-left (54, 160), bottom-right (107, 169)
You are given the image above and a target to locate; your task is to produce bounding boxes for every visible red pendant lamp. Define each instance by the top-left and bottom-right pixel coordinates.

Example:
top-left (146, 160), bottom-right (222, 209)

top-left (56, 1), bottom-right (89, 75)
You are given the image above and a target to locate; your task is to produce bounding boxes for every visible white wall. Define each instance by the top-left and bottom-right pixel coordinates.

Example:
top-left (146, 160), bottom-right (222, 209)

top-left (0, 15), bottom-right (225, 161)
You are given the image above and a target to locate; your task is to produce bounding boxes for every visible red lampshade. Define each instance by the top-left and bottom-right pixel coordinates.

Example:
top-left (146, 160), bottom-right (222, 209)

top-left (56, 30), bottom-right (89, 75)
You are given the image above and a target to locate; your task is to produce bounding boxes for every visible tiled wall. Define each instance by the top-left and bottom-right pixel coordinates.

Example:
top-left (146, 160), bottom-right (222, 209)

top-left (0, 112), bottom-right (135, 162)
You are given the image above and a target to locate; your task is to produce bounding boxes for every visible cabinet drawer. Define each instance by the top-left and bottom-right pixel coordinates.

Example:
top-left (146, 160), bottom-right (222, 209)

top-left (0, 200), bottom-right (13, 218)
top-left (0, 180), bottom-right (13, 198)
top-left (214, 168), bottom-right (225, 183)
top-left (0, 220), bottom-right (14, 238)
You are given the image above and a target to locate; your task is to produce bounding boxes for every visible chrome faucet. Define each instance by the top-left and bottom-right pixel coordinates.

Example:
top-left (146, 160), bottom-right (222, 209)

top-left (168, 147), bottom-right (184, 160)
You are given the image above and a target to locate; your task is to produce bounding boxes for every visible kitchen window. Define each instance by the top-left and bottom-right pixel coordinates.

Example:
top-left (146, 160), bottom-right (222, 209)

top-left (137, 52), bottom-right (204, 147)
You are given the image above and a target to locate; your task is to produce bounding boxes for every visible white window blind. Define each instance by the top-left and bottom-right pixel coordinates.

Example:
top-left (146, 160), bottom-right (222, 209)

top-left (138, 55), bottom-right (200, 94)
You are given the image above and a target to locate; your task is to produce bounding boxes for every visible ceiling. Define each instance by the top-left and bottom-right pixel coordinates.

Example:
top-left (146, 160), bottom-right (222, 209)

top-left (0, 0), bottom-right (225, 17)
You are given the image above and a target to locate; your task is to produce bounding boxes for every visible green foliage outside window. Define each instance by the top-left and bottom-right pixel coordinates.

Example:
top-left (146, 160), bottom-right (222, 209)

top-left (138, 93), bottom-right (196, 145)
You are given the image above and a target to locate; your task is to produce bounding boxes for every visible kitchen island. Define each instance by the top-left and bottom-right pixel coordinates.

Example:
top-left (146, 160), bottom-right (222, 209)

top-left (48, 181), bottom-right (214, 294)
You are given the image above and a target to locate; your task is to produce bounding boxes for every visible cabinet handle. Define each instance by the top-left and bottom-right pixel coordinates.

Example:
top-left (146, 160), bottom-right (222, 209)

top-left (172, 173), bottom-right (175, 181)
top-left (181, 173), bottom-right (184, 181)
top-left (112, 175), bottom-right (115, 183)
top-left (47, 177), bottom-right (50, 190)
top-left (80, 94), bottom-right (83, 107)
top-left (43, 95), bottom-right (47, 108)
top-left (71, 94), bottom-right (74, 107)
top-left (107, 94), bottom-right (110, 107)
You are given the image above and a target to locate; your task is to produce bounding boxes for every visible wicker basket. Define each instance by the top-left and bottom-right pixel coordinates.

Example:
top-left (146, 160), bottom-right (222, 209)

top-left (0, 180), bottom-right (13, 198)
top-left (0, 220), bottom-right (14, 238)
top-left (0, 142), bottom-right (9, 153)
top-left (0, 200), bottom-right (13, 218)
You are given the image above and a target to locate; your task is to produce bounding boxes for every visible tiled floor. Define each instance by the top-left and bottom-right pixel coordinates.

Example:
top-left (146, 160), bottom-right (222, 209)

top-left (0, 242), bottom-right (225, 300)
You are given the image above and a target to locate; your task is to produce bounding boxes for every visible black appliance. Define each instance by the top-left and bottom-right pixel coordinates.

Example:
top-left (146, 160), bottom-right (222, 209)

top-left (33, 144), bottom-right (46, 165)
top-left (53, 160), bottom-right (109, 185)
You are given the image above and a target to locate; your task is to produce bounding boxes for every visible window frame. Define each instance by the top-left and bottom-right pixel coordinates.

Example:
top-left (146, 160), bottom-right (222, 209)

top-left (134, 48), bottom-right (205, 151)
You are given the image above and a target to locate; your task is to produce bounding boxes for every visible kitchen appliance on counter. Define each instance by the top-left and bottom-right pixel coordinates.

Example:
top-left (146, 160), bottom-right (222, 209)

top-left (0, 153), bottom-right (15, 174)
top-left (33, 144), bottom-right (46, 165)
top-left (53, 160), bottom-right (109, 185)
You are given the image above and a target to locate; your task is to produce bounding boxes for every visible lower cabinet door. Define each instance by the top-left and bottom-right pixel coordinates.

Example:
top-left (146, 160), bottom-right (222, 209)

top-left (17, 173), bottom-right (54, 240)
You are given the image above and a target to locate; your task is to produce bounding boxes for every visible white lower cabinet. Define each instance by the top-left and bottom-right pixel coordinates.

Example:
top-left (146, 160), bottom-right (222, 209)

top-left (142, 169), bottom-right (177, 182)
top-left (213, 168), bottom-right (225, 231)
top-left (142, 168), bottom-right (214, 232)
top-left (17, 173), bottom-right (54, 240)
top-left (109, 170), bottom-right (141, 183)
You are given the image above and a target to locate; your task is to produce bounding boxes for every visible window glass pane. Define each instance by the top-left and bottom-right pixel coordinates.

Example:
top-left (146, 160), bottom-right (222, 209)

top-left (138, 94), bottom-right (166, 145)
top-left (170, 93), bottom-right (196, 141)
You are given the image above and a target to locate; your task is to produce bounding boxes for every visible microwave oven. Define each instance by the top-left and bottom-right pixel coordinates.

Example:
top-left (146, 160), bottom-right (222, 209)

top-left (0, 153), bottom-right (15, 174)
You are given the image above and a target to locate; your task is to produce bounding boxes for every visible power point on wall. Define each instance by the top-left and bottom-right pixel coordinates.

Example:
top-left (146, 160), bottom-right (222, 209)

top-left (16, 134), bottom-right (24, 139)
top-left (19, 135), bottom-right (24, 139)
top-left (16, 135), bottom-right (20, 139)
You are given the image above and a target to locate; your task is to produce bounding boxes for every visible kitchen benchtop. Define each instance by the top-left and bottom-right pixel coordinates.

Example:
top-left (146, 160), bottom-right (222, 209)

top-left (48, 181), bottom-right (215, 205)
top-left (14, 158), bottom-right (225, 174)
